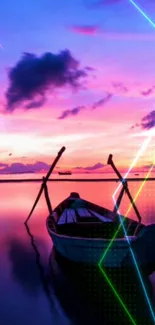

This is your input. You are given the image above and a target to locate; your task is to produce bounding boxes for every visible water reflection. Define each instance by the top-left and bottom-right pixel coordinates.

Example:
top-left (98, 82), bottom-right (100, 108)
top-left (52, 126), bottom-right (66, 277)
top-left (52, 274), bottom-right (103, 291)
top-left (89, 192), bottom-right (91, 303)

top-left (49, 248), bottom-right (107, 325)
top-left (0, 223), bottom-right (70, 325)
top-left (8, 237), bottom-right (42, 295)
top-left (24, 222), bottom-right (154, 325)
top-left (24, 222), bottom-right (107, 325)
top-left (0, 215), bottom-right (154, 325)
top-left (1, 178), bottom-right (155, 225)
top-left (1, 178), bottom-right (155, 325)
top-left (49, 247), bottom-right (155, 325)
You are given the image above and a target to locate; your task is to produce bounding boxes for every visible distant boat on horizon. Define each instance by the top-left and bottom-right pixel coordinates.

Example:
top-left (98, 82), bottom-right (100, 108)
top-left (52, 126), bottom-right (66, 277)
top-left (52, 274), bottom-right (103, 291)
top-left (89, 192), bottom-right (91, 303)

top-left (58, 171), bottom-right (72, 175)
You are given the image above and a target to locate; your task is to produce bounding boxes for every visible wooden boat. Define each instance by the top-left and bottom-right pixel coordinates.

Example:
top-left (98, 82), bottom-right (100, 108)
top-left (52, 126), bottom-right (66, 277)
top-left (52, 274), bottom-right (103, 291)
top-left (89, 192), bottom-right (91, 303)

top-left (24, 210), bottom-right (154, 325)
top-left (25, 147), bottom-right (144, 268)
top-left (46, 191), bottom-right (144, 267)
top-left (58, 171), bottom-right (72, 175)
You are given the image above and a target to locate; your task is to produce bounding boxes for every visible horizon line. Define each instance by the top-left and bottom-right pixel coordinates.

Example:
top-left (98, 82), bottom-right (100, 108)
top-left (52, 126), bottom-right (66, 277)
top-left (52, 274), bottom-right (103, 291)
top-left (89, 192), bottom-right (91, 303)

top-left (1, 177), bottom-right (155, 183)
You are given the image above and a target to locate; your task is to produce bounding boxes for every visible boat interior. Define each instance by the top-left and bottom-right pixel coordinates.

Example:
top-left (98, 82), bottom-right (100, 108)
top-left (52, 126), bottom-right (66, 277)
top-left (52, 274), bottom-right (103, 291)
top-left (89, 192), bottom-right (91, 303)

top-left (47, 193), bottom-right (144, 239)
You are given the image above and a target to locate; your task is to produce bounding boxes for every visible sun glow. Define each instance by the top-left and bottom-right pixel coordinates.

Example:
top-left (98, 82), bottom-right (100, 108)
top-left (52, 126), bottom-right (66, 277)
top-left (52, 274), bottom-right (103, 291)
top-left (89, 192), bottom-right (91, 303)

top-left (0, 132), bottom-right (107, 157)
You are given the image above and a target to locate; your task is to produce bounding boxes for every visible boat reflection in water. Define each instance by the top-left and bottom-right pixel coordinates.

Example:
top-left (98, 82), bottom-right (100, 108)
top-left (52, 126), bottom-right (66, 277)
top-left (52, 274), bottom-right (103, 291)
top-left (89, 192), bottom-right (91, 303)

top-left (24, 147), bottom-right (155, 324)
top-left (23, 219), bottom-right (155, 325)
top-left (48, 247), bottom-right (154, 325)
top-left (49, 247), bottom-right (103, 325)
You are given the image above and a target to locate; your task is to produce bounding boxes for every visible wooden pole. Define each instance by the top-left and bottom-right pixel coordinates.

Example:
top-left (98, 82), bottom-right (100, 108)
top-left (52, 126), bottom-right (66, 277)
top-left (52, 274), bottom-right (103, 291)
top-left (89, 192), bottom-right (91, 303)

top-left (25, 146), bottom-right (66, 224)
top-left (113, 185), bottom-right (125, 214)
top-left (43, 177), bottom-right (52, 215)
top-left (108, 154), bottom-right (142, 223)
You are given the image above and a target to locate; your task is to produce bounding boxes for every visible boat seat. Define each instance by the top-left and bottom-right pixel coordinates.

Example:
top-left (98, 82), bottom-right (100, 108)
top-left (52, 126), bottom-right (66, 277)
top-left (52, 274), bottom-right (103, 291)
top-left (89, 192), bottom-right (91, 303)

top-left (56, 221), bottom-right (126, 239)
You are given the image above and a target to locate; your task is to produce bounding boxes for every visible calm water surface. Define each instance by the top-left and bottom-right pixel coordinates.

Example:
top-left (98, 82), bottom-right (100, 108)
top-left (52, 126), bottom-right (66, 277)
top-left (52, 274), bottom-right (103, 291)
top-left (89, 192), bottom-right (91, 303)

top-left (0, 174), bottom-right (155, 324)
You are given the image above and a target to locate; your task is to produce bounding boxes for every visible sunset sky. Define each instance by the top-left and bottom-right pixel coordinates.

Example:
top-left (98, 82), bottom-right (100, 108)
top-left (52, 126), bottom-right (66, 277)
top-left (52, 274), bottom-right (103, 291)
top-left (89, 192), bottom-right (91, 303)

top-left (0, 0), bottom-right (155, 173)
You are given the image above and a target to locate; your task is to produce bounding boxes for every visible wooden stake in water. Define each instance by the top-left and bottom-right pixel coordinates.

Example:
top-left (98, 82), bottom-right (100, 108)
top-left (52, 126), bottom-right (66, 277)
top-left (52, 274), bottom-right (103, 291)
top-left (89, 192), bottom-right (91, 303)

top-left (25, 146), bottom-right (66, 224)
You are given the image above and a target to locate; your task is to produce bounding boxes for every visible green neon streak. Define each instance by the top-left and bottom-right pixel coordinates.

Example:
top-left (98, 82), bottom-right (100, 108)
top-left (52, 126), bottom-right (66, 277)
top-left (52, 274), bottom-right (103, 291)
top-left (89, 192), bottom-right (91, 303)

top-left (97, 0), bottom-right (155, 320)
top-left (97, 164), bottom-right (155, 323)
top-left (98, 264), bottom-right (137, 325)
top-left (98, 222), bottom-right (123, 267)
top-left (98, 163), bottom-right (154, 267)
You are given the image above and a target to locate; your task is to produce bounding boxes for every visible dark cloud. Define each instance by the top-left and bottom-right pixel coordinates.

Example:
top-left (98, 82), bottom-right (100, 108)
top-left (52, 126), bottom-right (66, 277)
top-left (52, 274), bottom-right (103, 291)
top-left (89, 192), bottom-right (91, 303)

top-left (70, 25), bottom-right (100, 35)
top-left (84, 162), bottom-right (104, 170)
top-left (141, 110), bottom-right (155, 130)
top-left (112, 82), bottom-right (155, 97)
top-left (92, 93), bottom-right (112, 109)
top-left (5, 50), bottom-right (88, 111)
top-left (141, 87), bottom-right (155, 97)
top-left (112, 82), bottom-right (128, 93)
top-left (58, 106), bottom-right (85, 119)
top-left (0, 163), bottom-right (8, 168)
top-left (0, 161), bottom-right (50, 174)
top-left (85, 66), bottom-right (96, 72)
top-left (24, 97), bottom-right (46, 109)
top-left (131, 110), bottom-right (155, 130)
top-left (58, 93), bottom-right (112, 120)
top-left (74, 162), bottom-right (104, 170)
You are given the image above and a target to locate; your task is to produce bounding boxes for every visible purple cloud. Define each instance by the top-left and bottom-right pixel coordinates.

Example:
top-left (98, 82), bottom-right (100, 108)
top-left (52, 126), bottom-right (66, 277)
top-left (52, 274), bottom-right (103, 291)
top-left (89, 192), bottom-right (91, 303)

top-left (0, 161), bottom-right (50, 174)
top-left (74, 162), bottom-right (104, 170)
top-left (5, 50), bottom-right (88, 111)
top-left (58, 106), bottom-right (85, 119)
top-left (24, 97), bottom-right (46, 109)
top-left (85, 66), bottom-right (96, 72)
top-left (92, 93), bottom-right (112, 109)
top-left (84, 162), bottom-right (104, 170)
top-left (0, 163), bottom-right (8, 168)
top-left (58, 93), bottom-right (113, 120)
top-left (141, 88), bottom-right (155, 97)
top-left (112, 82), bottom-right (155, 97)
top-left (112, 82), bottom-right (128, 93)
top-left (0, 160), bottom-right (105, 174)
top-left (131, 110), bottom-right (155, 130)
top-left (141, 110), bottom-right (155, 130)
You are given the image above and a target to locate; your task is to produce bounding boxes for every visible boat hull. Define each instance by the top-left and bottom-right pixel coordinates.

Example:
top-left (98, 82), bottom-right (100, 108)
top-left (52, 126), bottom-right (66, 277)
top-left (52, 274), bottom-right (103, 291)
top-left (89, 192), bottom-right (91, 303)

top-left (47, 224), bottom-right (136, 267)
